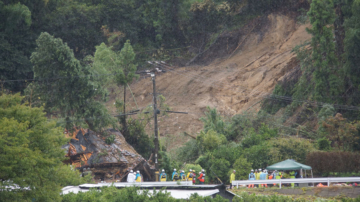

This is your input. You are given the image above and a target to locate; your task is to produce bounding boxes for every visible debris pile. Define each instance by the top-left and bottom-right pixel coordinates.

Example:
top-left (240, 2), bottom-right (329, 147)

top-left (62, 128), bottom-right (154, 182)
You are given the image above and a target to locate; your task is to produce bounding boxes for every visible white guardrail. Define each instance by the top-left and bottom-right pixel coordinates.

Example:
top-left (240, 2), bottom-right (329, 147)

top-left (79, 181), bottom-right (193, 188)
top-left (232, 177), bottom-right (360, 189)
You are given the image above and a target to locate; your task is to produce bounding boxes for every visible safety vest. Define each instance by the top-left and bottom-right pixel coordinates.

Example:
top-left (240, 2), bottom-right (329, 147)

top-left (230, 173), bottom-right (235, 183)
top-left (180, 173), bottom-right (186, 181)
top-left (249, 173), bottom-right (255, 179)
top-left (173, 173), bottom-right (179, 181)
top-left (255, 172), bottom-right (260, 180)
top-left (187, 172), bottom-right (193, 180)
top-left (160, 173), bottom-right (166, 182)
top-left (135, 174), bottom-right (141, 182)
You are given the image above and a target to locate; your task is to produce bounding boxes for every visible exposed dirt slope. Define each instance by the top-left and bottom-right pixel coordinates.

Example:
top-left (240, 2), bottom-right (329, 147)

top-left (108, 14), bottom-right (312, 151)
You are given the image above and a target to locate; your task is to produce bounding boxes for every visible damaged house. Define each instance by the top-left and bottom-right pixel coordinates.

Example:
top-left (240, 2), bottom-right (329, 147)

top-left (62, 128), bottom-right (154, 182)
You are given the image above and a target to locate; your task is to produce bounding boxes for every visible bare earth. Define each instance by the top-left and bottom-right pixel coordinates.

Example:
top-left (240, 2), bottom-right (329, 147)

top-left (107, 14), bottom-right (312, 152)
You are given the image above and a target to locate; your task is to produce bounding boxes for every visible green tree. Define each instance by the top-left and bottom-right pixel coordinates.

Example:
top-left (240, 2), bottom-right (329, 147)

top-left (0, 93), bottom-right (89, 201)
top-left (307, 0), bottom-right (342, 103)
top-left (231, 156), bottom-right (252, 180)
top-left (93, 40), bottom-right (138, 133)
top-left (200, 107), bottom-right (229, 137)
top-left (321, 113), bottom-right (359, 151)
top-left (267, 137), bottom-right (316, 163)
top-left (30, 32), bottom-right (114, 132)
top-left (244, 143), bottom-right (272, 169)
top-left (0, 2), bottom-right (33, 92)
top-left (196, 129), bottom-right (227, 153)
top-left (344, 0), bottom-right (360, 106)
top-left (209, 158), bottom-right (230, 183)
top-left (126, 118), bottom-right (154, 159)
top-left (45, 1), bottom-right (104, 58)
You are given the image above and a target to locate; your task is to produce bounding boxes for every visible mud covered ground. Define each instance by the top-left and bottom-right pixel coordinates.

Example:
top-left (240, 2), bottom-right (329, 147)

top-left (106, 14), bottom-right (312, 152)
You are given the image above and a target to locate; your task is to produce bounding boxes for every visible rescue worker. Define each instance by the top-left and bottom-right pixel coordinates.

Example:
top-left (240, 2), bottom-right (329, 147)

top-left (268, 171), bottom-right (274, 180)
top-left (249, 169), bottom-right (255, 188)
top-left (127, 170), bottom-right (135, 183)
top-left (289, 170), bottom-right (297, 188)
top-left (264, 169), bottom-right (269, 179)
top-left (135, 170), bottom-right (142, 182)
top-left (180, 170), bottom-right (187, 181)
top-left (198, 169), bottom-right (205, 184)
top-left (275, 170), bottom-right (282, 187)
top-left (271, 170), bottom-right (278, 186)
top-left (255, 169), bottom-right (261, 187)
top-left (187, 169), bottom-right (194, 182)
top-left (159, 169), bottom-right (167, 182)
top-left (172, 169), bottom-right (179, 181)
top-left (259, 169), bottom-right (267, 188)
top-left (230, 170), bottom-right (236, 189)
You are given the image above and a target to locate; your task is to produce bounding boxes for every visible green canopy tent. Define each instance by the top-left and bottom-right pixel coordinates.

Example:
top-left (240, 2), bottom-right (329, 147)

top-left (266, 159), bottom-right (313, 179)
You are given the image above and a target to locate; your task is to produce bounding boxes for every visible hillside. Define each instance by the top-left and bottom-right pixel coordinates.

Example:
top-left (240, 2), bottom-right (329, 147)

top-left (107, 14), bottom-right (312, 151)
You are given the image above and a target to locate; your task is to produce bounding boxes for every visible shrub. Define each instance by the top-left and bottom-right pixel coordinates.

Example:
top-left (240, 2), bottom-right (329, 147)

top-left (105, 134), bottom-right (115, 144)
top-left (306, 151), bottom-right (360, 174)
top-left (231, 156), bottom-right (252, 180)
top-left (317, 137), bottom-right (331, 151)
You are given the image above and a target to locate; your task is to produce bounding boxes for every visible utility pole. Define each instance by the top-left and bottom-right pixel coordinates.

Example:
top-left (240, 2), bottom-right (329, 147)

top-left (151, 73), bottom-right (159, 171)
top-left (116, 61), bottom-right (188, 181)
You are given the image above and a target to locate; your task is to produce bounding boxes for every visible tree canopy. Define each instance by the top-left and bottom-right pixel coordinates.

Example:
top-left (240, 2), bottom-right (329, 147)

top-left (0, 93), bottom-right (90, 201)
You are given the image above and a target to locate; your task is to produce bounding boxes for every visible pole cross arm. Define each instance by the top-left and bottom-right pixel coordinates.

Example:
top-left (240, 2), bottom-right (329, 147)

top-left (165, 111), bottom-right (188, 114)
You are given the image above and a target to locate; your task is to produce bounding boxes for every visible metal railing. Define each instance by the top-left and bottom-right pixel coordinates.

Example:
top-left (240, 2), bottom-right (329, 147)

top-left (232, 177), bottom-right (360, 189)
top-left (79, 181), bottom-right (193, 188)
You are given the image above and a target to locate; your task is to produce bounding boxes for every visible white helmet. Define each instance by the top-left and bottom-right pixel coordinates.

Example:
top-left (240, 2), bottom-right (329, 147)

top-left (130, 170), bottom-right (133, 173)
top-left (162, 169), bottom-right (165, 172)
top-left (189, 169), bottom-right (192, 172)
top-left (174, 169), bottom-right (176, 171)
top-left (201, 169), bottom-right (204, 172)
top-left (259, 168), bottom-right (262, 171)
top-left (251, 169), bottom-right (254, 172)
top-left (137, 170), bottom-right (140, 173)
top-left (233, 170), bottom-right (236, 172)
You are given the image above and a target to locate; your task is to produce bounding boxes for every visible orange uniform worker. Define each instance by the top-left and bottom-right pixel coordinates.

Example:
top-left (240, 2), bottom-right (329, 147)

top-left (248, 169), bottom-right (255, 188)
top-left (198, 169), bottom-right (205, 184)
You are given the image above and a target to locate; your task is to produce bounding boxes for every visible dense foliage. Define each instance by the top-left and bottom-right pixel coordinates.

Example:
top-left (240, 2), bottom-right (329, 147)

top-left (61, 186), bottom-right (360, 202)
top-left (30, 32), bottom-right (115, 132)
top-left (1, 0), bottom-right (305, 92)
top-left (0, 94), bottom-right (91, 201)
top-left (307, 151), bottom-right (360, 175)
top-left (175, 107), bottom-right (317, 183)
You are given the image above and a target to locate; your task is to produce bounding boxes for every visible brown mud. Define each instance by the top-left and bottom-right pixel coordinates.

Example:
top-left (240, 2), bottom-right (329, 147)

top-left (107, 14), bottom-right (312, 152)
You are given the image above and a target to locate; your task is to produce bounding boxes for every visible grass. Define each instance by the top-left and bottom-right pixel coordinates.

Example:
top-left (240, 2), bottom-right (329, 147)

top-left (231, 186), bottom-right (359, 201)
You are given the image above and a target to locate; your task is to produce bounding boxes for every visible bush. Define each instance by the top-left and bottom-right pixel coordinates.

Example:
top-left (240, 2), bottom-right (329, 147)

top-left (306, 151), bottom-right (360, 174)
top-left (231, 156), bottom-right (252, 180)
top-left (175, 139), bottom-right (201, 163)
top-left (197, 129), bottom-right (227, 152)
top-left (267, 137), bottom-right (316, 164)
top-left (317, 137), bottom-right (331, 151)
top-left (105, 134), bottom-right (115, 144)
top-left (209, 158), bottom-right (230, 183)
